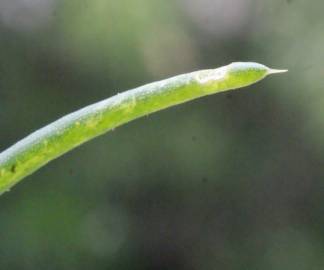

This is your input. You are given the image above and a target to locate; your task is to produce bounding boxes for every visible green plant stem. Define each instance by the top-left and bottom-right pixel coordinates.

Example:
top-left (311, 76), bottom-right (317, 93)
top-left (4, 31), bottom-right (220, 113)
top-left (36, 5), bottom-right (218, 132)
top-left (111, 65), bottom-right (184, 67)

top-left (0, 62), bottom-right (287, 194)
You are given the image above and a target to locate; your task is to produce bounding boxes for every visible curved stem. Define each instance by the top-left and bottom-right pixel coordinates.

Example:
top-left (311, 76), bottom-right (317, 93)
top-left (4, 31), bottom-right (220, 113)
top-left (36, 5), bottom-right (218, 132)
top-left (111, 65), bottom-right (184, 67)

top-left (0, 62), bottom-right (286, 194)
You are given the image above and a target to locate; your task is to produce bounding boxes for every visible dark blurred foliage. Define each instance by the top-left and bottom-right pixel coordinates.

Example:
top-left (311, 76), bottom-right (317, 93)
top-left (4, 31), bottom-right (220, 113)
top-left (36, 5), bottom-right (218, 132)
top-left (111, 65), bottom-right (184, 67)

top-left (1, 0), bottom-right (324, 269)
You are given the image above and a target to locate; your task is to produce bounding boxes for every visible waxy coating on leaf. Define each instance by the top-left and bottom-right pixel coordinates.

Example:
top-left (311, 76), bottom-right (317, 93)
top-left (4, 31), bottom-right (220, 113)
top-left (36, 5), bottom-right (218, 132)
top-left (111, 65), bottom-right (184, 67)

top-left (0, 62), bottom-right (287, 195)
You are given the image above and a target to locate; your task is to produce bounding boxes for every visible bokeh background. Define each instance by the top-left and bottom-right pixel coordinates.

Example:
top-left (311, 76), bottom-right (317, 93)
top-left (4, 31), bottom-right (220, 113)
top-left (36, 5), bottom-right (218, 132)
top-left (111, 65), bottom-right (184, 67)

top-left (1, 0), bottom-right (324, 269)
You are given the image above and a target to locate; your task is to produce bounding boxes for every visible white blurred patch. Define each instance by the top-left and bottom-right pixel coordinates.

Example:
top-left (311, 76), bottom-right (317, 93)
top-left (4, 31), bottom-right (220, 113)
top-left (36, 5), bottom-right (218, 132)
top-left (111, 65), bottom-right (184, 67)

top-left (141, 27), bottom-right (198, 78)
top-left (179, 0), bottom-right (252, 39)
top-left (0, 0), bottom-right (56, 31)
top-left (80, 205), bottom-right (129, 258)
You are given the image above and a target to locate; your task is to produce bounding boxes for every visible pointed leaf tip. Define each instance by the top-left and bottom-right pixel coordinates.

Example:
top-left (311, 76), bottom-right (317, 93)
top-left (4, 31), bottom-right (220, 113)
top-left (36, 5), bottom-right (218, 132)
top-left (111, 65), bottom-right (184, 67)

top-left (267, 68), bottom-right (288, 75)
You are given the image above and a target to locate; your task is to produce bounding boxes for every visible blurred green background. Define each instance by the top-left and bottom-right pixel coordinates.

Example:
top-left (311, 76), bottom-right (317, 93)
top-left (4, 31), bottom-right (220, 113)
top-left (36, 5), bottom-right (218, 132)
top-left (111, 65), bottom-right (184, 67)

top-left (1, 0), bottom-right (324, 269)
